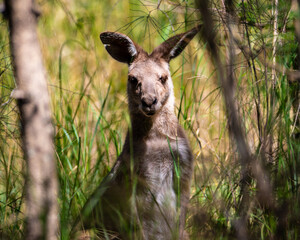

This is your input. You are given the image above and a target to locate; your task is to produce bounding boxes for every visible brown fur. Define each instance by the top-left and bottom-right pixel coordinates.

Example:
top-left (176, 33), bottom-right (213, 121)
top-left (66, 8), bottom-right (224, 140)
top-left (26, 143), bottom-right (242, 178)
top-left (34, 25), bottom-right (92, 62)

top-left (79, 26), bottom-right (200, 240)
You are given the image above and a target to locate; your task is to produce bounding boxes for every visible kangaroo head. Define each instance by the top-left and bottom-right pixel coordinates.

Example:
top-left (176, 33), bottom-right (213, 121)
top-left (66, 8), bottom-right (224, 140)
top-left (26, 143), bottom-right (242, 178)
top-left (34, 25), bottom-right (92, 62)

top-left (100, 26), bottom-right (200, 117)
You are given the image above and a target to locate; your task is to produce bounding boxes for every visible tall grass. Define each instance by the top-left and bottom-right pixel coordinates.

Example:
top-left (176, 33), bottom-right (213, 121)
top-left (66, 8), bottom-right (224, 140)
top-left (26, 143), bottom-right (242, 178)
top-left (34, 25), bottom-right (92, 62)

top-left (0, 0), bottom-right (299, 239)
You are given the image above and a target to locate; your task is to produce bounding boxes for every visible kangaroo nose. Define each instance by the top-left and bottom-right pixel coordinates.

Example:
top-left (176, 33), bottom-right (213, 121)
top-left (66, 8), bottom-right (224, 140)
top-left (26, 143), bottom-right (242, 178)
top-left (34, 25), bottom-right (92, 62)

top-left (141, 97), bottom-right (157, 108)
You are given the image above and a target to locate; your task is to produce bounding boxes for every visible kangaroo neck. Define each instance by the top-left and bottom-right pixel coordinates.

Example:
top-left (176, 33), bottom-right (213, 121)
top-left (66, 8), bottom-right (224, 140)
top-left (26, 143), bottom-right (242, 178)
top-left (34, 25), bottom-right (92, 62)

top-left (129, 105), bottom-right (178, 141)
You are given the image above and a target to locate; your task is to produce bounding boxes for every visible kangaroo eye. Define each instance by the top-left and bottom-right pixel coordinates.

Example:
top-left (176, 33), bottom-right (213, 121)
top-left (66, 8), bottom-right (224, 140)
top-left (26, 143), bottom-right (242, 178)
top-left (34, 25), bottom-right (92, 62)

top-left (159, 76), bottom-right (167, 83)
top-left (128, 76), bottom-right (138, 85)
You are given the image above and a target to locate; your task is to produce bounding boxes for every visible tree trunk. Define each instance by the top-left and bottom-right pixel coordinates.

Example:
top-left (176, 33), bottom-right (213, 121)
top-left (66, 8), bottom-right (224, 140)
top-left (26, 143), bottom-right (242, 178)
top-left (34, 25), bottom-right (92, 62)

top-left (4, 0), bottom-right (59, 239)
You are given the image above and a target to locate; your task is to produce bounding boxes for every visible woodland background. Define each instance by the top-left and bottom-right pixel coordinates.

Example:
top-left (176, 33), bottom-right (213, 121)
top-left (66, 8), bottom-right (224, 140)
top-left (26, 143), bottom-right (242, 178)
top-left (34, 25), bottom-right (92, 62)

top-left (0, 0), bottom-right (299, 239)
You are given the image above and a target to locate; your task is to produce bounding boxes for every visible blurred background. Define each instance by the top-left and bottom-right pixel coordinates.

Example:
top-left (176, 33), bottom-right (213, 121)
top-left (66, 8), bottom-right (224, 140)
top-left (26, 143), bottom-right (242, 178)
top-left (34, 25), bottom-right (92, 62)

top-left (0, 0), bottom-right (299, 239)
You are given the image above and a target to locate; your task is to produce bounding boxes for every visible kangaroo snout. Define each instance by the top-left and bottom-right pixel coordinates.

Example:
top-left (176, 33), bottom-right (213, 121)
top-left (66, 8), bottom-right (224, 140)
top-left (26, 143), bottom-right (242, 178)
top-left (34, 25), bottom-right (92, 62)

top-left (141, 95), bottom-right (158, 115)
top-left (141, 96), bottom-right (157, 107)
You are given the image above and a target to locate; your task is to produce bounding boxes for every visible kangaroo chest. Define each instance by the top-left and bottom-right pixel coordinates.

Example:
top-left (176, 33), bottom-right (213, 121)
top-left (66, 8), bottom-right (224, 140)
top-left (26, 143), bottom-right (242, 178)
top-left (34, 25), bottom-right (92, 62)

top-left (129, 137), bottom-right (190, 238)
top-left (135, 138), bottom-right (183, 181)
top-left (133, 137), bottom-right (190, 203)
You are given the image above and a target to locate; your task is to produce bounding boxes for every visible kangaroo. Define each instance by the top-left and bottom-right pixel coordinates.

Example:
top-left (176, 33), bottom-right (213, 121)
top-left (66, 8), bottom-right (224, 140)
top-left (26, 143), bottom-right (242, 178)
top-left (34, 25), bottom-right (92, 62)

top-left (77, 26), bottom-right (200, 240)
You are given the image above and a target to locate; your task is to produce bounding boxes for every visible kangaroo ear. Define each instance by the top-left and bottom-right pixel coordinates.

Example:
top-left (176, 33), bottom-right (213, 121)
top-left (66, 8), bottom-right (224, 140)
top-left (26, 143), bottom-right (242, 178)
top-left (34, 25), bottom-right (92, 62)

top-left (151, 25), bottom-right (201, 62)
top-left (100, 32), bottom-right (138, 64)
